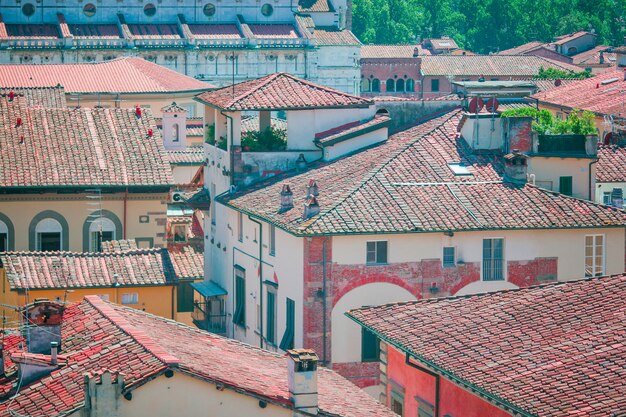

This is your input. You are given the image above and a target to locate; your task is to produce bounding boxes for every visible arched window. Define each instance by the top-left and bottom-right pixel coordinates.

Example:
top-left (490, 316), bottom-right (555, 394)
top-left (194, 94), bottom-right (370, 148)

top-left (396, 79), bottom-right (405, 93)
top-left (89, 217), bottom-right (116, 252)
top-left (0, 220), bottom-right (7, 252)
top-left (173, 123), bottom-right (180, 142)
top-left (406, 79), bottom-right (415, 92)
top-left (386, 79), bottom-right (395, 92)
top-left (36, 218), bottom-right (62, 252)
top-left (362, 78), bottom-right (371, 93)
top-left (371, 79), bottom-right (380, 92)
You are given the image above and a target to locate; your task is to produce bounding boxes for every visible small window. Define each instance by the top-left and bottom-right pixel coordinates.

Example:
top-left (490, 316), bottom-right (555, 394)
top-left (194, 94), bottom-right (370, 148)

top-left (266, 290), bottom-right (276, 344)
top-left (406, 79), bottom-right (415, 92)
top-left (121, 293), bottom-right (138, 305)
top-left (89, 217), bottom-right (116, 252)
top-left (279, 298), bottom-right (295, 351)
top-left (261, 3), bottom-right (273, 16)
top-left (361, 327), bottom-right (379, 362)
top-left (483, 238), bottom-right (504, 281)
top-left (135, 237), bottom-right (154, 248)
top-left (390, 390), bottom-right (404, 416)
top-left (585, 235), bottom-right (605, 277)
top-left (396, 79), bottom-right (405, 92)
top-left (0, 220), bottom-right (9, 252)
top-left (431, 79), bottom-right (440, 92)
top-left (234, 269), bottom-right (246, 327)
top-left (417, 399), bottom-right (435, 417)
top-left (603, 192), bottom-right (612, 205)
top-left (269, 225), bottom-right (276, 256)
top-left (210, 183), bottom-right (216, 225)
top-left (83, 3), bottom-right (96, 17)
top-left (366, 241), bottom-right (388, 264)
top-left (173, 224), bottom-right (187, 243)
top-left (203, 3), bottom-right (216, 16)
top-left (36, 218), bottom-right (63, 252)
top-left (172, 123), bottom-right (180, 142)
top-left (22, 3), bottom-right (36, 17)
top-left (386, 79), bottom-right (395, 92)
top-left (177, 281), bottom-right (194, 313)
top-left (143, 3), bottom-right (157, 16)
top-left (237, 212), bottom-right (243, 242)
top-left (442, 247), bottom-right (455, 267)
top-left (559, 176), bottom-right (573, 196)
top-left (448, 163), bottom-right (472, 176)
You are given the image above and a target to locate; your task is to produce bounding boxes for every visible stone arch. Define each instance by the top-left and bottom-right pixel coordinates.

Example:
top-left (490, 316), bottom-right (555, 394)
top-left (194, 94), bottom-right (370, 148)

top-left (82, 210), bottom-right (123, 252)
top-left (371, 79), bottom-right (380, 92)
top-left (361, 78), bottom-right (371, 92)
top-left (0, 212), bottom-right (15, 251)
top-left (385, 79), bottom-right (395, 92)
top-left (396, 78), bottom-right (405, 92)
top-left (29, 210), bottom-right (69, 251)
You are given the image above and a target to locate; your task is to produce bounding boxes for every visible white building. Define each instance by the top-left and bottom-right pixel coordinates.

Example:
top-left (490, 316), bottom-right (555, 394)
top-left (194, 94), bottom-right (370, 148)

top-left (196, 74), bottom-right (626, 394)
top-left (0, 0), bottom-right (361, 94)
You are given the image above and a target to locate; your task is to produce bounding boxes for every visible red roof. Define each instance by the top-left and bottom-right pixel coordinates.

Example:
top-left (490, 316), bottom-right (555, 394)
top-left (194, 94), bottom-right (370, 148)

top-left (312, 27), bottom-right (361, 46)
top-left (420, 55), bottom-right (582, 76)
top-left (249, 24), bottom-right (298, 39)
top-left (533, 69), bottom-right (626, 117)
top-left (498, 41), bottom-right (547, 55)
top-left (0, 296), bottom-right (395, 417)
top-left (361, 44), bottom-right (429, 59)
top-left (0, 86), bottom-right (66, 108)
top-left (0, 57), bottom-right (213, 94)
top-left (222, 109), bottom-right (626, 235)
top-left (298, 0), bottom-right (335, 12)
top-left (552, 31), bottom-right (596, 45)
top-left (347, 274), bottom-right (626, 417)
top-left (0, 91), bottom-right (173, 188)
top-left (168, 246), bottom-right (204, 280)
top-left (69, 24), bottom-right (121, 38)
top-left (597, 145), bottom-right (626, 182)
top-left (188, 24), bottom-right (242, 39)
top-left (128, 24), bottom-right (181, 39)
top-left (195, 72), bottom-right (372, 111)
top-left (571, 45), bottom-right (615, 65)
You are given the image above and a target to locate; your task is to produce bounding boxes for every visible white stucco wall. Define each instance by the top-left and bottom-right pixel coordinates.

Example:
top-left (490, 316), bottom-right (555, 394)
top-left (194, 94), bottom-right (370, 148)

top-left (528, 156), bottom-right (595, 199)
top-left (323, 126), bottom-right (388, 161)
top-left (596, 181), bottom-right (626, 205)
top-left (460, 115), bottom-right (504, 150)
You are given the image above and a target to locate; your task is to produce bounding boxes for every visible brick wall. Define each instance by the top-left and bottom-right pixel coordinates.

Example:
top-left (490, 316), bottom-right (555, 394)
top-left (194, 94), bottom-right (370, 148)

top-left (507, 257), bottom-right (558, 287)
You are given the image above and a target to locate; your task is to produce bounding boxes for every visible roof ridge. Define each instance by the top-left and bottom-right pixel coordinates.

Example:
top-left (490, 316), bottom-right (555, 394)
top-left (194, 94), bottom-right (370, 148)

top-left (84, 295), bottom-right (179, 366)
top-left (280, 72), bottom-right (371, 101)
top-left (226, 73), bottom-right (282, 109)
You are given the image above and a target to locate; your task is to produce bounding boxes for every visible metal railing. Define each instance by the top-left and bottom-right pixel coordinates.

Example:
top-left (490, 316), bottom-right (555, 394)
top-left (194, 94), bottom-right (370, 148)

top-left (192, 301), bottom-right (226, 334)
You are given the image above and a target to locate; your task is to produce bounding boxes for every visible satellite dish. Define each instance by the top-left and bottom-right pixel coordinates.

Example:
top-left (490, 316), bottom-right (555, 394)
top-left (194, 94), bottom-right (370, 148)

top-left (486, 97), bottom-right (499, 113)
top-left (468, 97), bottom-right (484, 113)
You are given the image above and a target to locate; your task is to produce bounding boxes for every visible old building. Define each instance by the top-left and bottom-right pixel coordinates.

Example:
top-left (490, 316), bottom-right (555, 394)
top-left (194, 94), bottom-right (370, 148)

top-left (0, 0), bottom-right (361, 94)
top-left (199, 74), bottom-right (626, 391)
top-left (347, 273), bottom-right (626, 416)
top-left (0, 297), bottom-right (395, 417)
top-left (421, 37), bottom-right (459, 55)
top-left (360, 45), bottom-right (427, 96)
top-left (0, 87), bottom-right (173, 252)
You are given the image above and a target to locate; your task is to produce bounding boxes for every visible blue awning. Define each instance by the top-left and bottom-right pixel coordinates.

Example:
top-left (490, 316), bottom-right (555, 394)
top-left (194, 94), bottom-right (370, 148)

top-left (191, 280), bottom-right (227, 298)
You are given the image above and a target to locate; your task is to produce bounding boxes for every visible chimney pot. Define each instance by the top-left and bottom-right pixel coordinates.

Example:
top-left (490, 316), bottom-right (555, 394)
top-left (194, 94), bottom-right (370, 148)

top-left (16, 117), bottom-right (22, 127)
top-left (295, 153), bottom-right (307, 171)
top-left (623, 68), bottom-right (626, 81)
top-left (147, 128), bottom-right (153, 137)
top-left (135, 105), bottom-right (142, 117)
top-left (279, 183), bottom-right (294, 212)
top-left (307, 179), bottom-right (319, 198)
top-left (303, 196), bottom-right (320, 219)
top-left (9, 91), bottom-right (14, 101)
top-left (287, 349), bottom-right (319, 415)
top-left (50, 342), bottom-right (58, 365)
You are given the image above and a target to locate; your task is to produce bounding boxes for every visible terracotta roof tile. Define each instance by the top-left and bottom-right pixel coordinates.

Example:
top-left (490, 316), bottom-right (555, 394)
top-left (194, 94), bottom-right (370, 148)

top-left (312, 28), bottom-right (361, 45)
top-left (196, 72), bottom-right (371, 111)
top-left (298, 0), bottom-right (335, 12)
top-left (347, 274), bottom-right (626, 417)
top-left (166, 147), bottom-right (204, 164)
top-left (5, 24), bottom-right (59, 39)
top-left (498, 41), bottom-right (547, 55)
top-left (361, 44), bottom-right (429, 58)
top-left (127, 24), bottom-right (181, 39)
top-left (427, 38), bottom-right (459, 50)
top-left (221, 109), bottom-right (626, 235)
top-left (249, 24), bottom-right (298, 39)
top-left (0, 57), bottom-right (213, 94)
top-left (0, 296), bottom-right (396, 417)
top-left (69, 24), bottom-right (121, 39)
top-left (168, 246), bottom-right (204, 279)
top-left (420, 55), bottom-right (582, 76)
top-left (187, 24), bottom-right (242, 39)
top-left (0, 94), bottom-right (173, 188)
top-left (597, 145), bottom-right (626, 182)
top-left (570, 45), bottom-right (615, 65)
top-left (552, 31), bottom-right (595, 45)
top-left (0, 87), bottom-right (66, 108)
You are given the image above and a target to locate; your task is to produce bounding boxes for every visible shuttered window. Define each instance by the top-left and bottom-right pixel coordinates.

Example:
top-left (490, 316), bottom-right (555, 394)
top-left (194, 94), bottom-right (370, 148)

top-left (361, 328), bottom-right (379, 362)
top-left (234, 269), bottom-right (246, 327)
top-left (266, 290), bottom-right (276, 344)
top-left (559, 176), bottom-right (573, 196)
top-left (279, 298), bottom-right (295, 351)
top-left (483, 238), bottom-right (504, 281)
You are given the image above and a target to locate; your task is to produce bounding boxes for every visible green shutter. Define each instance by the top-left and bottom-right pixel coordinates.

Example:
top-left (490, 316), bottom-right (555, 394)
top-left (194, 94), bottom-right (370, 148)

top-left (361, 327), bottom-right (380, 362)
top-left (559, 176), bottom-right (573, 196)
top-left (177, 281), bottom-right (194, 313)
top-left (234, 275), bottom-right (246, 326)
top-left (266, 291), bottom-right (276, 344)
top-left (279, 298), bottom-right (295, 351)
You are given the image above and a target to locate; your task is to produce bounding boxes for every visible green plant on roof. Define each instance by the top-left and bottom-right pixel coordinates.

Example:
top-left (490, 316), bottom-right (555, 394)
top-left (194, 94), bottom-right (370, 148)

top-left (501, 107), bottom-right (596, 135)
top-left (534, 67), bottom-right (591, 80)
top-left (205, 123), bottom-right (215, 144)
top-left (241, 126), bottom-right (287, 152)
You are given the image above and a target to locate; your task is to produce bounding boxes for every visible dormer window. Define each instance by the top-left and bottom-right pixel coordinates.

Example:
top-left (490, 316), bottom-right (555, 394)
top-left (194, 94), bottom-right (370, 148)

top-left (448, 163), bottom-right (472, 176)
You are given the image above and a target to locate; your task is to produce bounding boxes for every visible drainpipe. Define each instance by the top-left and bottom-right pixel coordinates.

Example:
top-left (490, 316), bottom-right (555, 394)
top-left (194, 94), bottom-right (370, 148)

top-left (248, 216), bottom-right (263, 349)
top-left (220, 111), bottom-right (235, 187)
top-left (321, 236), bottom-right (330, 365)
top-left (123, 188), bottom-right (128, 239)
top-left (171, 286), bottom-right (175, 320)
top-left (589, 158), bottom-right (598, 200)
top-left (405, 353), bottom-right (440, 417)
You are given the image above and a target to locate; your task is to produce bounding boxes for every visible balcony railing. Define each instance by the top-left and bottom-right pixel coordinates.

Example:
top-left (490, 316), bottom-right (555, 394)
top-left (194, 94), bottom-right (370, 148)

top-left (192, 301), bottom-right (226, 334)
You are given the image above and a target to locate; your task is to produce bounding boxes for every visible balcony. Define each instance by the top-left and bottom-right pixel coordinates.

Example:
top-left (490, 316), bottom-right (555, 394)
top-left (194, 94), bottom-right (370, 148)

top-left (192, 302), bottom-right (227, 335)
top-left (532, 134), bottom-right (598, 157)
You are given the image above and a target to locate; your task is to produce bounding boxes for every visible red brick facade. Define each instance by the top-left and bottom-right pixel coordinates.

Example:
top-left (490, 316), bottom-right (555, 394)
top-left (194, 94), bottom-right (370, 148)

top-left (507, 258), bottom-right (558, 287)
top-left (361, 58), bottom-right (421, 96)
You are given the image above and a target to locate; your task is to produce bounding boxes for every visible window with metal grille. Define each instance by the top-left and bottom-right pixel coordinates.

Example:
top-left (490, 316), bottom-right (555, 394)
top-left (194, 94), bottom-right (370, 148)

top-left (442, 247), bottom-right (455, 267)
top-left (233, 268), bottom-right (246, 327)
top-left (361, 327), bottom-right (379, 362)
top-left (366, 241), bottom-right (388, 264)
top-left (266, 290), bottom-right (276, 344)
top-left (483, 238), bottom-right (504, 281)
top-left (279, 298), bottom-right (295, 351)
top-left (585, 235), bottom-right (604, 277)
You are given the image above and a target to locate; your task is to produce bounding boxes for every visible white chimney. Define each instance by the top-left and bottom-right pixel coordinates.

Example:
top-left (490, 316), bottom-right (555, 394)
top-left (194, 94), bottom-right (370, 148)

top-left (160, 102), bottom-right (187, 150)
top-left (279, 183), bottom-right (294, 212)
top-left (287, 349), bottom-right (319, 415)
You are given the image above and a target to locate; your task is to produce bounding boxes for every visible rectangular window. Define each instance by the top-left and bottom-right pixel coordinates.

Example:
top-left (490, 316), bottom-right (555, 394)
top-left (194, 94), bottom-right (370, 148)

top-left (417, 399), bottom-right (435, 417)
top-left (234, 268), bottom-right (246, 327)
top-left (173, 225), bottom-right (187, 243)
top-left (442, 247), bottom-right (456, 267)
top-left (390, 390), bottom-right (404, 416)
top-left (38, 232), bottom-right (61, 252)
top-left (366, 241), bottom-right (388, 264)
top-left (121, 293), bottom-right (138, 305)
top-left (279, 297), bottom-right (295, 351)
top-left (177, 281), bottom-right (194, 313)
top-left (603, 192), bottom-right (612, 205)
top-left (237, 212), bottom-right (243, 242)
top-left (585, 235), bottom-right (605, 277)
top-left (0, 233), bottom-right (7, 252)
top-left (559, 176), bottom-right (573, 196)
top-left (91, 231), bottom-right (114, 252)
top-left (266, 290), bottom-right (276, 345)
top-left (361, 327), bottom-right (380, 362)
top-left (431, 79), bottom-right (440, 92)
top-left (483, 238), bottom-right (504, 281)
top-left (269, 225), bottom-right (276, 256)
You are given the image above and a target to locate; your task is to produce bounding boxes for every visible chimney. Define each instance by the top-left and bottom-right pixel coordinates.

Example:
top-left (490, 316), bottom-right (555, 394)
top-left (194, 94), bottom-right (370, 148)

top-left (51, 342), bottom-right (58, 365)
top-left (160, 102), bottom-right (187, 150)
top-left (503, 116), bottom-right (533, 153)
top-left (306, 179), bottom-right (319, 198)
top-left (623, 68), bottom-right (626, 81)
top-left (21, 300), bottom-right (64, 354)
top-left (295, 153), bottom-right (307, 171)
top-left (503, 150), bottom-right (529, 183)
top-left (279, 183), bottom-right (294, 212)
top-left (13, 351), bottom-right (64, 386)
top-left (303, 196), bottom-right (320, 219)
top-left (135, 105), bottom-right (142, 118)
top-left (287, 349), bottom-right (319, 415)
top-left (84, 370), bottom-right (125, 417)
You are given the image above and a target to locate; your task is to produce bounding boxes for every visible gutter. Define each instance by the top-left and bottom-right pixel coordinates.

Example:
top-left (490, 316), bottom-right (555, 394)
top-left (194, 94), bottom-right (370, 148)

top-left (248, 216), bottom-right (264, 349)
top-left (589, 158), bottom-right (598, 200)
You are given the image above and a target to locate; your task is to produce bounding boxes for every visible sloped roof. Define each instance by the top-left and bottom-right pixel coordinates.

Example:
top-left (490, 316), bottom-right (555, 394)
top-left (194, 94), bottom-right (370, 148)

top-left (168, 246), bottom-right (204, 280)
top-left (312, 27), bottom-right (361, 46)
top-left (347, 274), bottom-right (626, 417)
top-left (498, 41), bottom-right (546, 55)
top-left (597, 145), bottom-right (626, 183)
top-left (166, 147), bottom-right (205, 165)
top-left (533, 69), bottom-right (626, 116)
top-left (0, 86), bottom-right (66, 108)
top-left (0, 91), bottom-right (173, 188)
top-left (298, 0), bottom-right (335, 12)
top-left (420, 55), bottom-right (582, 76)
top-left (570, 45), bottom-right (615, 65)
top-left (195, 72), bottom-right (372, 111)
top-left (552, 31), bottom-right (596, 45)
top-left (0, 57), bottom-right (213, 94)
top-left (361, 44), bottom-right (429, 59)
top-left (221, 109), bottom-right (625, 235)
top-left (0, 296), bottom-right (396, 417)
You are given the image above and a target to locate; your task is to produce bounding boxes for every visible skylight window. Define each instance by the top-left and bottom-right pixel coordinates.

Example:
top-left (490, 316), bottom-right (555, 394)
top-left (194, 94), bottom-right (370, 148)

top-left (448, 163), bottom-right (472, 176)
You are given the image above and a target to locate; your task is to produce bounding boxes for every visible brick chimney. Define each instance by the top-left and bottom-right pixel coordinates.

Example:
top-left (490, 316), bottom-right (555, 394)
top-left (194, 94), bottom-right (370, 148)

top-left (503, 150), bottom-right (529, 183)
top-left (84, 370), bottom-right (125, 417)
top-left (22, 300), bottom-right (64, 354)
top-left (279, 183), bottom-right (294, 212)
top-left (503, 116), bottom-right (533, 153)
top-left (287, 349), bottom-right (319, 415)
top-left (160, 102), bottom-right (187, 151)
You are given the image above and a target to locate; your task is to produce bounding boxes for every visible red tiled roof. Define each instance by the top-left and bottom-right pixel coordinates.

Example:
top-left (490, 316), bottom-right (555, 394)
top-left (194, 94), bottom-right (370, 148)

top-left (249, 24), bottom-right (298, 39)
top-left (0, 296), bottom-right (395, 417)
top-left (597, 145), bottom-right (626, 182)
top-left (188, 24), bottom-right (242, 39)
top-left (298, 0), bottom-right (335, 12)
top-left (552, 30), bottom-right (595, 45)
top-left (347, 274), bottom-right (626, 417)
top-left (221, 109), bottom-right (626, 235)
top-left (168, 246), bottom-right (204, 279)
top-left (128, 24), bottom-right (181, 39)
top-left (313, 27), bottom-right (361, 45)
top-left (166, 147), bottom-right (204, 165)
top-left (428, 38), bottom-right (459, 50)
top-left (69, 24), bottom-right (121, 38)
top-left (101, 239), bottom-right (138, 252)
top-left (0, 57), bottom-right (213, 94)
top-left (533, 69), bottom-right (626, 116)
top-left (571, 45), bottom-right (615, 65)
top-left (315, 115), bottom-right (390, 146)
top-left (0, 92), bottom-right (173, 188)
top-left (361, 44), bottom-right (429, 59)
top-left (5, 24), bottom-right (59, 38)
top-left (0, 249), bottom-right (177, 290)
top-left (498, 41), bottom-right (547, 55)
top-left (0, 86), bottom-right (66, 108)
top-left (196, 72), bottom-right (371, 111)
top-left (530, 78), bottom-right (580, 92)
top-left (420, 55), bottom-right (582, 76)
